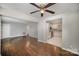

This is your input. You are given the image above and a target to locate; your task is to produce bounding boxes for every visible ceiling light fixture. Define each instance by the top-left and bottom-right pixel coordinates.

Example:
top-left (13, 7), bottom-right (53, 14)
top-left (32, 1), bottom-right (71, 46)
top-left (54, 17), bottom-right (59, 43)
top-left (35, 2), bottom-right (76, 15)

top-left (30, 3), bottom-right (55, 17)
top-left (40, 9), bottom-right (45, 13)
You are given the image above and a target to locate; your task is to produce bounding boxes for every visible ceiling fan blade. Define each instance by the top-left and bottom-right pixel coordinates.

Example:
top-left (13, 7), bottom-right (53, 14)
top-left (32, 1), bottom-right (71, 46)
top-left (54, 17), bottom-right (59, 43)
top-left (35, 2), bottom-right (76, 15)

top-left (45, 10), bottom-right (55, 14)
top-left (30, 10), bottom-right (39, 14)
top-left (30, 3), bottom-right (40, 8)
top-left (44, 3), bottom-right (56, 8)
top-left (41, 13), bottom-right (43, 17)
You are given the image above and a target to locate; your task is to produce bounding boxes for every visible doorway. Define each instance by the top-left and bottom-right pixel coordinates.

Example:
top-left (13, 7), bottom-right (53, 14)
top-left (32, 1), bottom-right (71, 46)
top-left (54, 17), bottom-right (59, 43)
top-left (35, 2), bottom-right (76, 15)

top-left (46, 19), bottom-right (62, 47)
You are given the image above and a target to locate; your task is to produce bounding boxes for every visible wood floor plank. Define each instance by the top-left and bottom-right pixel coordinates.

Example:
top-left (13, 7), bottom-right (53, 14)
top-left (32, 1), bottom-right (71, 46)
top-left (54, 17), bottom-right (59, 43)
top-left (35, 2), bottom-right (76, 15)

top-left (1, 36), bottom-right (79, 56)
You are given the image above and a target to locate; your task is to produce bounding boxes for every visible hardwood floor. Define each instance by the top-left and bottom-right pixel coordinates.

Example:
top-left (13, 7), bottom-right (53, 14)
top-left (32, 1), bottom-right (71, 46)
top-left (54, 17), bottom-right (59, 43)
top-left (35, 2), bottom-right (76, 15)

top-left (1, 36), bottom-right (79, 56)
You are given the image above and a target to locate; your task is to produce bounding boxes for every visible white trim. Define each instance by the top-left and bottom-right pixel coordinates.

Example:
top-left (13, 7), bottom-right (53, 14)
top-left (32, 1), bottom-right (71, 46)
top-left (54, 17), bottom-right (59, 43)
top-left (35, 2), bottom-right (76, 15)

top-left (38, 40), bottom-right (79, 55)
top-left (62, 48), bottom-right (79, 55)
top-left (1, 35), bottom-right (24, 39)
top-left (38, 39), bottom-right (46, 43)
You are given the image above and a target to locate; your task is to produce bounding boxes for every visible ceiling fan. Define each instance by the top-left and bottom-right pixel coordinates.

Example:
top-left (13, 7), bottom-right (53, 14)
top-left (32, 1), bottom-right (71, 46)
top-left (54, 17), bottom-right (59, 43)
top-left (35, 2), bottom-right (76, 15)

top-left (30, 3), bottom-right (56, 17)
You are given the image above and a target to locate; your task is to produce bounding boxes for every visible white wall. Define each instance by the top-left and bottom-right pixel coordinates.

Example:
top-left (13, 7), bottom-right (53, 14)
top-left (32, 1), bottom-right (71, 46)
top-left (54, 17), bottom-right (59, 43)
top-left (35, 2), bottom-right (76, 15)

top-left (2, 16), bottom-right (28, 38)
top-left (10, 23), bottom-right (27, 37)
top-left (27, 22), bottom-right (38, 38)
top-left (2, 22), bottom-right (38, 39)
top-left (38, 4), bottom-right (79, 54)
top-left (38, 13), bottom-right (79, 54)
top-left (62, 13), bottom-right (79, 54)
top-left (2, 22), bottom-right (27, 38)
top-left (2, 18), bottom-right (38, 39)
top-left (2, 23), bottom-right (10, 38)
top-left (10, 22), bottom-right (38, 38)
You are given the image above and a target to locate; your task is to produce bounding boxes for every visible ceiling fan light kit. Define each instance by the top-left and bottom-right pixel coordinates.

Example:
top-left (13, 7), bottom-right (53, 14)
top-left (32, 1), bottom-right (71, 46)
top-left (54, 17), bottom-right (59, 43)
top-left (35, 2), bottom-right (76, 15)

top-left (30, 3), bottom-right (56, 17)
top-left (40, 9), bottom-right (45, 13)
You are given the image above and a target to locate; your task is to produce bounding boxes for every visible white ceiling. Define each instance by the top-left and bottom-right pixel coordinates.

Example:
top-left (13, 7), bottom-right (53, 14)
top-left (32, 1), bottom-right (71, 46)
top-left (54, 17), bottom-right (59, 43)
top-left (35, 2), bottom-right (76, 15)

top-left (0, 3), bottom-right (79, 19)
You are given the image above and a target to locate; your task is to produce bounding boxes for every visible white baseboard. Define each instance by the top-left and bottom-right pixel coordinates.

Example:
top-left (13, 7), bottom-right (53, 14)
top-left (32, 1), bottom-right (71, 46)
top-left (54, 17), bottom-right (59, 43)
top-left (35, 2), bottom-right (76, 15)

top-left (38, 39), bottom-right (46, 43)
top-left (1, 35), bottom-right (24, 39)
top-left (38, 39), bottom-right (79, 55)
top-left (62, 48), bottom-right (79, 55)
